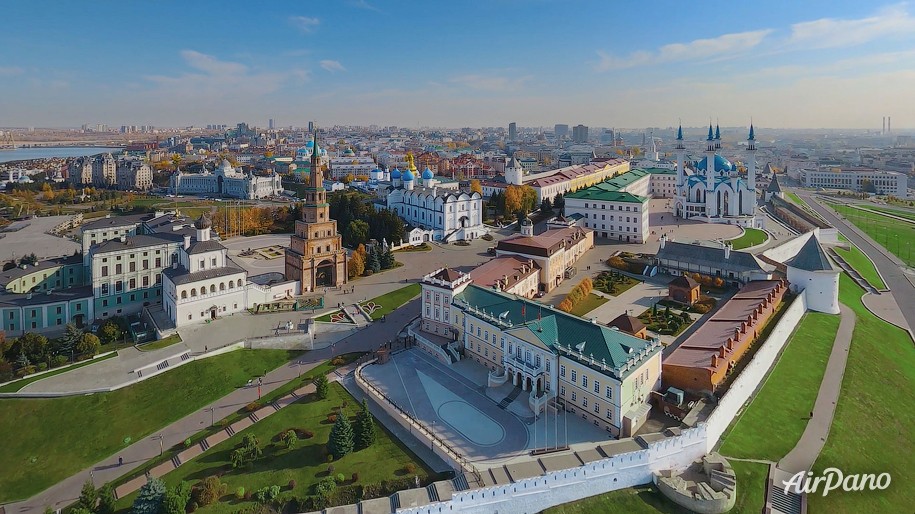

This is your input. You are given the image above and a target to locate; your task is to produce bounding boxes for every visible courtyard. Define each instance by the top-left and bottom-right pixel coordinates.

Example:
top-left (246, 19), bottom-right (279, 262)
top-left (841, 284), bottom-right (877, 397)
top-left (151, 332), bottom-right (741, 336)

top-left (360, 348), bottom-right (609, 468)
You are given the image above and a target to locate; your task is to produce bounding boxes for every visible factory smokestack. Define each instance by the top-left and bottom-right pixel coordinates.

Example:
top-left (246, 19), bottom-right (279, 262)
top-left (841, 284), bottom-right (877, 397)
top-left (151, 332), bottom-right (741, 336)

top-left (888, 116), bottom-right (891, 134)
top-left (883, 117), bottom-right (886, 134)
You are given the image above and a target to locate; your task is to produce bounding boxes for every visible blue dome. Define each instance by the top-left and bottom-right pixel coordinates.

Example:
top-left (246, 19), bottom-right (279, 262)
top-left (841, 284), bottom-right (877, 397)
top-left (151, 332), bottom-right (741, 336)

top-left (402, 170), bottom-right (415, 181)
top-left (421, 167), bottom-right (434, 180)
top-left (390, 168), bottom-right (402, 179)
top-left (695, 154), bottom-right (733, 173)
top-left (306, 140), bottom-right (314, 147)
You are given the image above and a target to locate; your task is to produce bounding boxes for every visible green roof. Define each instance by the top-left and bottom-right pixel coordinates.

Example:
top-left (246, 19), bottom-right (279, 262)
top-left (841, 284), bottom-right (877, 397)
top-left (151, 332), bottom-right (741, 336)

top-left (643, 167), bottom-right (677, 175)
top-left (454, 284), bottom-right (660, 379)
top-left (565, 167), bottom-right (674, 203)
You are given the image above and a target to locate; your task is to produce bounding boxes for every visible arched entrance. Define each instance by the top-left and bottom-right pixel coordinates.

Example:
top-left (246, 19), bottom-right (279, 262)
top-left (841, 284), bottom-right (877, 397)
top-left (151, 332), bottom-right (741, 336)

top-left (210, 306), bottom-right (218, 320)
top-left (72, 314), bottom-right (85, 328)
top-left (525, 376), bottom-right (532, 391)
top-left (314, 259), bottom-right (336, 287)
top-left (217, 175), bottom-right (224, 194)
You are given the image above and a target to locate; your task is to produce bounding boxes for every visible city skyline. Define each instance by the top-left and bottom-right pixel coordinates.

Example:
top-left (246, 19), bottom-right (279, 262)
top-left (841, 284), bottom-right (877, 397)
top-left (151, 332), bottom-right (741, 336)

top-left (2, 1), bottom-right (914, 129)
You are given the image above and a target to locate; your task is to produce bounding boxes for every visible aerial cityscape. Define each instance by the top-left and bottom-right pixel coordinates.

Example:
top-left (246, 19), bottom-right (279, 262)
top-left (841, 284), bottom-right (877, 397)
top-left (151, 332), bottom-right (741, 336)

top-left (1, 2), bottom-right (913, 514)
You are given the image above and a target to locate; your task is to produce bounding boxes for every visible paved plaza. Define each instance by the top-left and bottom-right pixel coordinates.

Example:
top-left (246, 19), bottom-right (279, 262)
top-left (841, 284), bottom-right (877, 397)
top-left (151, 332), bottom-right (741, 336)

top-left (360, 348), bottom-right (609, 467)
top-left (0, 215), bottom-right (80, 260)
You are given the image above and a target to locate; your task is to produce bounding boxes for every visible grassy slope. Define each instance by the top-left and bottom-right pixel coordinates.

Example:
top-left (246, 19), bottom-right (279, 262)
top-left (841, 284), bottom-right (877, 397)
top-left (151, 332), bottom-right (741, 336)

top-left (0, 349), bottom-right (300, 502)
top-left (828, 202), bottom-right (915, 266)
top-left (808, 276), bottom-right (915, 513)
top-left (360, 283), bottom-right (420, 320)
top-left (114, 383), bottom-right (430, 514)
top-left (719, 312), bottom-right (841, 460)
top-left (137, 334), bottom-right (183, 352)
top-left (833, 245), bottom-right (886, 290)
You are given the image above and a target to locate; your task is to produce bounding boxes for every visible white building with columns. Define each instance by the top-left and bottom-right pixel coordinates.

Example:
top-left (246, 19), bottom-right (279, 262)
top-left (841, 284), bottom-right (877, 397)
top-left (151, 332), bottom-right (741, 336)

top-left (673, 124), bottom-right (761, 227)
top-left (169, 159), bottom-right (283, 200)
top-left (419, 267), bottom-right (662, 437)
top-left (162, 215), bottom-right (248, 327)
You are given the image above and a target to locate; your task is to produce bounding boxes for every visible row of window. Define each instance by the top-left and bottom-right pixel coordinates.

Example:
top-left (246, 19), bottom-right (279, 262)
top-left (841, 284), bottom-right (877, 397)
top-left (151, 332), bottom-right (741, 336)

top-left (560, 385), bottom-right (614, 422)
top-left (560, 364), bottom-right (614, 400)
top-left (100, 274), bottom-right (160, 296)
top-left (179, 280), bottom-right (243, 299)
top-left (583, 213), bottom-right (639, 223)
top-left (581, 203), bottom-right (639, 212)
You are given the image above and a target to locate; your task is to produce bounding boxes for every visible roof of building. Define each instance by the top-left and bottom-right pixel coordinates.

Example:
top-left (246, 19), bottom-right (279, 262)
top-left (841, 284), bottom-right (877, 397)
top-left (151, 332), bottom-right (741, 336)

top-left (669, 275), bottom-right (699, 290)
top-left (695, 154), bottom-right (734, 173)
top-left (607, 314), bottom-right (646, 335)
top-left (162, 264), bottom-right (246, 286)
top-left (785, 236), bottom-right (836, 272)
top-left (82, 213), bottom-right (152, 232)
top-left (421, 167), bottom-right (434, 180)
top-left (193, 214), bottom-right (211, 230)
top-left (454, 284), bottom-right (660, 379)
top-left (428, 268), bottom-right (464, 283)
top-left (0, 285), bottom-right (94, 307)
top-left (0, 255), bottom-right (83, 288)
top-left (469, 255), bottom-right (540, 290)
top-left (564, 168), bottom-right (654, 203)
top-left (185, 240), bottom-right (225, 255)
top-left (497, 226), bottom-right (590, 257)
top-left (91, 233), bottom-right (184, 255)
top-left (657, 241), bottom-right (771, 274)
top-left (767, 174), bottom-right (782, 192)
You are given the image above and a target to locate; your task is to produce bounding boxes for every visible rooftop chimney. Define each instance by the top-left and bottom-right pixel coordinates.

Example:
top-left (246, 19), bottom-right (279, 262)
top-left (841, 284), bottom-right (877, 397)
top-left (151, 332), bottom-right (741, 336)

top-left (724, 243), bottom-right (731, 260)
top-left (183, 234), bottom-right (191, 250)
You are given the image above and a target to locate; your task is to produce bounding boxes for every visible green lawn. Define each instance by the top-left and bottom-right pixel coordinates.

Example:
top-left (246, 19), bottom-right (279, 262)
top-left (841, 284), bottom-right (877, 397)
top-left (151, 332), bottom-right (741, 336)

top-left (808, 275), bottom-right (915, 514)
top-left (543, 461), bottom-right (768, 514)
top-left (0, 349), bottom-right (300, 503)
top-left (137, 334), bottom-right (183, 352)
top-left (719, 312), bottom-right (840, 461)
top-left (861, 205), bottom-right (915, 222)
top-left (314, 310), bottom-right (353, 323)
top-left (728, 227), bottom-right (768, 250)
top-left (0, 352), bottom-right (119, 393)
top-left (827, 202), bottom-right (915, 266)
top-left (637, 306), bottom-right (695, 337)
top-left (569, 293), bottom-right (608, 317)
top-left (786, 191), bottom-right (804, 206)
top-left (359, 283), bottom-right (421, 320)
top-left (593, 270), bottom-right (641, 296)
top-left (834, 244), bottom-right (886, 290)
top-left (114, 382), bottom-right (430, 514)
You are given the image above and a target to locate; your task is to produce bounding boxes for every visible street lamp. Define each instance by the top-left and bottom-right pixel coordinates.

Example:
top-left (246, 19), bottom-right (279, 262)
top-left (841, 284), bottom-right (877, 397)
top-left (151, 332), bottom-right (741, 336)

top-left (430, 421), bottom-right (436, 450)
top-left (205, 407), bottom-right (215, 427)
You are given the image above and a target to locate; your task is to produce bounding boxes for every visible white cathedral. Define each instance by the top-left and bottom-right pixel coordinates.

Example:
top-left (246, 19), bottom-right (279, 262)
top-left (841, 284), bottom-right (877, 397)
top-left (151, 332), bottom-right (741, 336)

top-left (673, 124), bottom-right (761, 228)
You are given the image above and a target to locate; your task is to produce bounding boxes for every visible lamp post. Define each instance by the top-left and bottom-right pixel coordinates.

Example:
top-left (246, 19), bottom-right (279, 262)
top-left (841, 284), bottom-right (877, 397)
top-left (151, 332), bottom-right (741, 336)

top-left (430, 421), bottom-right (436, 450)
top-left (206, 407), bottom-right (215, 427)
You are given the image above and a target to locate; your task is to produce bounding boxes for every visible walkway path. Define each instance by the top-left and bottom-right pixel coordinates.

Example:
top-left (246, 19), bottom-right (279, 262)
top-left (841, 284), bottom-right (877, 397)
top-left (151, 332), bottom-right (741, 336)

top-left (763, 303), bottom-right (855, 514)
top-left (2, 298), bottom-right (422, 514)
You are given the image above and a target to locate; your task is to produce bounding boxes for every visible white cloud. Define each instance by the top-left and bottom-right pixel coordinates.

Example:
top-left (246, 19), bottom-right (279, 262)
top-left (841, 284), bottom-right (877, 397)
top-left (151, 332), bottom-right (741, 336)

top-left (348, 0), bottom-right (380, 12)
top-left (449, 74), bottom-right (532, 92)
top-left (320, 60), bottom-right (346, 73)
top-left (0, 66), bottom-right (24, 76)
top-left (596, 29), bottom-right (772, 71)
top-left (787, 3), bottom-right (915, 49)
top-left (179, 50), bottom-right (247, 75)
top-left (289, 16), bottom-right (320, 34)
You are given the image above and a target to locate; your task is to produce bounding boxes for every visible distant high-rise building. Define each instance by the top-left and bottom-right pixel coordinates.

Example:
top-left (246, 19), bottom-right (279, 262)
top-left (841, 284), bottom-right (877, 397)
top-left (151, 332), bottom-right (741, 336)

top-left (508, 122), bottom-right (517, 142)
top-left (572, 124), bottom-right (589, 143)
top-left (236, 122), bottom-right (250, 137)
top-left (308, 121), bottom-right (315, 132)
top-left (268, 118), bottom-right (275, 130)
top-left (554, 124), bottom-right (569, 139)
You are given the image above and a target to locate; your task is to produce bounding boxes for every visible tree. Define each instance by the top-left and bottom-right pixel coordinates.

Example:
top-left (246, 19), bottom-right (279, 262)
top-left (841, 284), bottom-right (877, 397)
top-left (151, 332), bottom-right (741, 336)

top-left (342, 173), bottom-right (354, 184)
top-left (283, 429), bottom-right (297, 449)
top-left (327, 411), bottom-right (354, 459)
top-left (76, 479), bottom-right (97, 512)
top-left (343, 220), bottom-right (370, 248)
top-left (469, 179), bottom-right (482, 195)
top-left (194, 476), bottom-right (227, 507)
top-left (162, 482), bottom-right (191, 514)
top-left (97, 484), bottom-right (117, 514)
top-left (76, 333), bottom-right (101, 357)
top-left (367, 246), bottom-right (381, 273)
top-left (861, 179), bottom-right (877, 193)
top-left (519, 185), bottom-right (537, 214)
top-left (540, 197), bottom-right (552, 213)
top-left (230, 434), bottom-right (262, 469)
top-left (354, 398), bottom-right (376, 450)
top-left (97, 321), bottom-right (122, 345)
top-left (58, 323), bottom-right (83, 355)
top-left (504, 185), bottom-right (523, 215)
top-left (553, 193), bottom-right (565, 215)
top-left (132, 477), bottom-right (166, 514)
top-left (315, 374), bottom-right (329, 400)
top-left (381, 247), bottom-right (395, 269)
top-left (347, 251), bottom-right (365, 279)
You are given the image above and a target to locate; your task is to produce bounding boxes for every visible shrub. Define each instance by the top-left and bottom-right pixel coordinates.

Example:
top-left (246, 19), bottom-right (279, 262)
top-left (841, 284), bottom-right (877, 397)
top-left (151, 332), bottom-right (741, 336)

top-left (326, 455), bottom-right (334, 463)
top-left (52, 354), bottom-right (69, 367)
top-left (363, 269), bottom-right (373, 276)
top-left (303, 429), bottom-right (315, 438)
top-left (245, 402), bottom-right (261, 413)
top-left (187, 502), bottom-right (198, 513)
top-left (37, 362), bottom-right (48, 372)
top-left (327, 413), bottom-right (337, 423)
top-left (327, 464), bottom-right (335, 474)
top-left (194, 476), bottom-right (227, 507)
top-left (351, 472), bottom-right (359, 482)
top-left (287, 480), bottom-right (296, 490)
top-left (313, 477), bottom-right (337, 498)
top-left (403, 463), bottom-right (417, 474)
top-left (335, 473), bottom-right (346, 484)
top-left (184, 438), bottom-right (192, 448)
top-left (244, 491), bottom-right (252, 501)
top-left (330, 357), bottom-right (345, 366)
top-left (235, 487), bottom-right (245, 500)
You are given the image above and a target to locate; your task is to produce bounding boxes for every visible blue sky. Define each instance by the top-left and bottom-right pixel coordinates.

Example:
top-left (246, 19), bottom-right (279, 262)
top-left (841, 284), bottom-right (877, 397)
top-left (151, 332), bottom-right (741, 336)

top-left (1, 1), bottom-right (914, 129)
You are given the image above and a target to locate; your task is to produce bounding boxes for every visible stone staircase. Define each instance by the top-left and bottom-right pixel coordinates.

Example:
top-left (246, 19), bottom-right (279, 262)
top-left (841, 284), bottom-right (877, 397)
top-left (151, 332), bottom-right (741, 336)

top-left (769, 483), bottom-right (803, 514)
top-left (827, 247), bottom-right (880, 294)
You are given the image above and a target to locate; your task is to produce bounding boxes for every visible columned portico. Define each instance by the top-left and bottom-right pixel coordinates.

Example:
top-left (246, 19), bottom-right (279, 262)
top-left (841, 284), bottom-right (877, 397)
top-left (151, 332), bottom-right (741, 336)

top-left (505, 362), bottom-right (545, 394)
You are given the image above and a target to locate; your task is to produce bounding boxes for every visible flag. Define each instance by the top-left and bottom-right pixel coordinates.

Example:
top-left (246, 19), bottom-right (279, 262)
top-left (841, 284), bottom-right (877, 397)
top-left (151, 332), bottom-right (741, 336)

top-left (538, 305), bottom-right (542, 321)
top-left (521, 303), bottom-right (526, 320)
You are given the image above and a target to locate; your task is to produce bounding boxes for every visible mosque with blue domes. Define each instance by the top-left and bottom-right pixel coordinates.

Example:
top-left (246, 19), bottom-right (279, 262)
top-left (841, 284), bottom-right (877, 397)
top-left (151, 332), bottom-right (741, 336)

top-left (673, 123), bottom-right (761, 227)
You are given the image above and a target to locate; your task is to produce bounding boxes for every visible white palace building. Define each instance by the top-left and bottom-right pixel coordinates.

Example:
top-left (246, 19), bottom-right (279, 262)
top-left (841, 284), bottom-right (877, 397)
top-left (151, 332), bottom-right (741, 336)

top-left (169, 159), bottom-right (283, 200)
top-left (673, 124), bottom-right (762, 228)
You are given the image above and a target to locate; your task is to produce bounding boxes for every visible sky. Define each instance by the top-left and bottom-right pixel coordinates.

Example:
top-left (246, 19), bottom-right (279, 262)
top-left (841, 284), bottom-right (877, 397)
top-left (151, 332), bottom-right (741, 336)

top-left (1, 1), bottom-right (914, 129)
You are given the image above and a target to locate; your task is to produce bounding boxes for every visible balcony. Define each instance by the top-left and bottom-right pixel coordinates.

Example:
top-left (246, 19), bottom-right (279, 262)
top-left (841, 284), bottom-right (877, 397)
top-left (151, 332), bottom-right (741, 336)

top-left (509, 355), bottom-right (542, 374)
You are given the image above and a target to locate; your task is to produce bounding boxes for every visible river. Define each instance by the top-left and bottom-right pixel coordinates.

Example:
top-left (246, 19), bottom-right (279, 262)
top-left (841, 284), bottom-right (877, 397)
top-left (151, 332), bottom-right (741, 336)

top-left (0, 146), bottom-right (122, 164)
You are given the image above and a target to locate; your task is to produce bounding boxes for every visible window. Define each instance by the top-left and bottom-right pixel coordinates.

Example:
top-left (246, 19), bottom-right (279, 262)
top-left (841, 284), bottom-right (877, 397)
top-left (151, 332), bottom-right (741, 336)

top-left (605, 386), bottom-right (612, 399)
top-left (606, 409), bottom-right (613, 421)
top-left (115, 264), bottom-right (122, 274)
top-left (582, 375), bottom-right (588, 388)
top-left (210, 284), bottom-right (216, 293)
top-left (199, 260), bottom-right (205, 269)
top-left (546, 361), bottom-right (550, 372)
top-left (571, 370), bottom-right (577, 383)
top-left (560, 365), bottom-right (566, 378)
top-left (129, 278), bottom-right (136, 289)
top-left (211, 258), bottom-right (217, 266)
top-left (155, 258), bottom-right (161, 267)
top-left (143, 276), bottom-right (149, 287)
top-left (582, 398), bottom-right (588, 408)
top-left (101, 266), bottom-right (109, 277)
top-left (101, 283), bottom-right (109, 296)
top-left (561, 386), bottom-right (566, 396)
top-left (500, 338), bottom-right (505, 349)
top-left (115, 281), bottom-right (123, 293)
top-left (571, 392), bottom-right (577, 402)
top-left (191, 288), bottom-right (197, 297)
top-left (594, 380), bottom-right (600, 394)
top-left (143, 260), bottom-right (149, 270)
top-left (56, 306), bottom-right (62, 314)
top-left (594, 402), bottom-right (600, 414)
top-left (129, 262), bottom-right (136, 272)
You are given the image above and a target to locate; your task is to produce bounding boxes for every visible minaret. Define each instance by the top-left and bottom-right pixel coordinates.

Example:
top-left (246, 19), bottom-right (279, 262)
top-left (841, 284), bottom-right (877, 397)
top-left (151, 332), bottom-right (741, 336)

top-left (675, 124), bottom-right (685, 186)
top-left (705, 123), bottom-right (717, 217)
top-left (746, 122), bottom-right (757, 193)
top-left (646, 131), bottom-right (658, 162)
top-left (714, 124), bottom-right (721, 151)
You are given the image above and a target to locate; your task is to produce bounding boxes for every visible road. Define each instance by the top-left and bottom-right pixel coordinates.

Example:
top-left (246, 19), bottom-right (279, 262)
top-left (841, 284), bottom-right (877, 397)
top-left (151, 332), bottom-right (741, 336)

top-left (796, 190), bottom-right (915, 331)
top-left (3, 298), bottom-right (421, 514)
